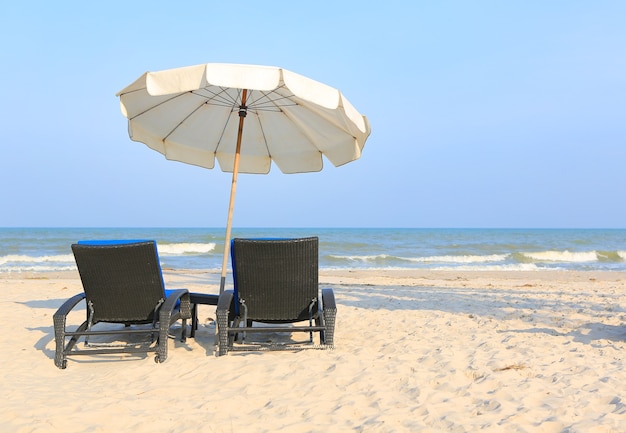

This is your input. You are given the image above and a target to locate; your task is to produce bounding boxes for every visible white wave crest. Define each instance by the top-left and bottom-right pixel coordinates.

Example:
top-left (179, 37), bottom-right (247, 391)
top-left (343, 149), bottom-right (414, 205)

top-left (0, 265), bottom-right (76, 273)
top-left (0, 254), bottom-right (74, 266)
top-left (157, 242), bottom-right (216, 256)
top-left (432, 263), bottom-right (541, 271)
top-left (402, 254), bottom-right (509, 264)
top-left (521, 250), bottom-right (598, 263)
top-left (328, 253), bottom-right (508, 264)
top-left (328, 254), bottom-right (392, 262)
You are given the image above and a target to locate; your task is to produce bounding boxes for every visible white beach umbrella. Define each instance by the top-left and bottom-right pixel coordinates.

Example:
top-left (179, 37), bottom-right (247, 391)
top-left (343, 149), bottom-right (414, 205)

top-left (116, 63), bottom-right (371, 292)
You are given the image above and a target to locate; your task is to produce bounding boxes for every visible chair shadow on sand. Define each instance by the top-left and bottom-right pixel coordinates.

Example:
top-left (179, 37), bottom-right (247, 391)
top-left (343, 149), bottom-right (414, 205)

top-left (19, 299), bottom-right (74, 361)
top-left (330, 281), bottom-right (626, 344)
top-left (26, 321), bottom-right (199, 364)
top-left (503, 323), bottom-right (626, 345)
top-left (20, 277), bottom-right (626, 364)
top-left (20, 297), bottom-right (237, 362)
top-left (20, 298), bottom-right (206, 364)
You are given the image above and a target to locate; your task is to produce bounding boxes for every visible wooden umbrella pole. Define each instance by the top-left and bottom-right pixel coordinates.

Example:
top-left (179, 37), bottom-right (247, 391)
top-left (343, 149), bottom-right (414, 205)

top-left (220, 89), bottom-right (248, 293)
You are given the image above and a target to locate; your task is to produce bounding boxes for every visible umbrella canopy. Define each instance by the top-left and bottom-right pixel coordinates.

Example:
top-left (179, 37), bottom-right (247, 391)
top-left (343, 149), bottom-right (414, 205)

top-left (116, 63), bottom-right (371, 291)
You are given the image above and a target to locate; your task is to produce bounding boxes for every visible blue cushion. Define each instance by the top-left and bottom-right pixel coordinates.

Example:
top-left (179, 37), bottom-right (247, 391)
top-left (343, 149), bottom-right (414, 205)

top-left (164, 289), bottom-right (182, 308)
top-left (77, 239), bottom-right (152, 245)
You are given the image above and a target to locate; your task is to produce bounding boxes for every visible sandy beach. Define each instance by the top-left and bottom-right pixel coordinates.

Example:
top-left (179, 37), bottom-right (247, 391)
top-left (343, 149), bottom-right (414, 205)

top-left (1, 269), bottom-right (625, 432)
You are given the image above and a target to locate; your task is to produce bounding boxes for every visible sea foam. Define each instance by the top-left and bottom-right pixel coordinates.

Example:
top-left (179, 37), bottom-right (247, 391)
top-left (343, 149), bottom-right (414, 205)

top-left (157, 242), bottom-right (216, 255)
top-left (521, 250), bottom-right (600, 263)
top-left (402, 254), bottom-right (509, 264)
top-left (0, 254), bottom-right (74, 266)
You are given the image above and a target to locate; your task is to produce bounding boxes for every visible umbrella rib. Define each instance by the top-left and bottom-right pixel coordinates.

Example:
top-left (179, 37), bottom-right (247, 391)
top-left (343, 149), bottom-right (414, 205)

top-left (127, 89), bottom-right (240, 144)
top-left (181, 86), bottom-right (298, 112)
top-left (192, 87), bottom-right (242, 108)
top-left (265, 92), bottom-right (328, 153)
top-left (250, 110), bottom-right (271, 159)
top-left (247, 88), bottom-right (298, 111)
top-left (215, 107), bottom-right (237, 151)
top-left (161, 103), bottom-right (207, 142)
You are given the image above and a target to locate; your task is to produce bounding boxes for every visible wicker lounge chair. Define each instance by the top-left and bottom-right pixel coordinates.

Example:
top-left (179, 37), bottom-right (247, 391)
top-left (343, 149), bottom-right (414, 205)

top-left (53, 240), bottom-right (191, 369)
top-left (216, 237), bottom-right (336, 356)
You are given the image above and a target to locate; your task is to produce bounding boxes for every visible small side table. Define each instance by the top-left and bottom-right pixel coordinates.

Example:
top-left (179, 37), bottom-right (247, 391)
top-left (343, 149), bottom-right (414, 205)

top-left (189, 292), bottom-right (219, 338)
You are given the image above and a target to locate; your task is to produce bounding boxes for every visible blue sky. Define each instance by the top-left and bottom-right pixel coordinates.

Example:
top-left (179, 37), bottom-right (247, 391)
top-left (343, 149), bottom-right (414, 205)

top-left (1, 1), bottom-right (624, 228)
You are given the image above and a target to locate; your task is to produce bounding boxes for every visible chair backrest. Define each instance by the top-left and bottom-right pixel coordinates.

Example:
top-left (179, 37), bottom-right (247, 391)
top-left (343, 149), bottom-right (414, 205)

top-left (71, 240), bottom-right (166, 324)
top-left (231, 237), bottom-right (319, 322)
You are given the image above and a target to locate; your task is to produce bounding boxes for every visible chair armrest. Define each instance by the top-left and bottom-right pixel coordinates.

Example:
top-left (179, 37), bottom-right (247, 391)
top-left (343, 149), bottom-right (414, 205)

top-left (53, 293), bottom-right (87, 369)
top-left (162, 289), bottom-right (191, 320)
top-left (321, 288), bottom-right (336, 311)
top-left (156, 289), bottom-right (190, 362)
top-left (216, 290), bottom-right (235, 356)
top-left (53, 293), bottom-right (86, 319)
top-left (321, 288), bottom-right (337, 348)
top-left (216, 290), bottom-right (235, 312)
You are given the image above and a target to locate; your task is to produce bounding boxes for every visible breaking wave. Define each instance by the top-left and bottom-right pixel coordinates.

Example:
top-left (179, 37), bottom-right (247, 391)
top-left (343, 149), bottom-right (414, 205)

top-left (157, 242), bottom-right (216, 256)
top-left (326, 249), bottom-right (624, 271)
top-left (0, 242), bottom-right (217, 272)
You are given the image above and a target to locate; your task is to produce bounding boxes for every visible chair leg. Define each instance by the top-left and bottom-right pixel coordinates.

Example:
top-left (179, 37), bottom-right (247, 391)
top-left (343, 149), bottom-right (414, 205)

top-left (53, 314), bottom-right (68, 369)
top-left (190, 303), bottom-right (198, 338)
top-left (316, 315), bottom-right (326, 344)
top-left (53, 319), bottom-right (88, 369)
top-left (156, 308), bottom-right (173, 363)
top-left (216, 290), bottom-right (235, 356)
top-left (323, 309), bottom-right (336, 347)
top-left (216, 309), bottom-right (230, 356)
top-left (180, 318), bottom-right (187, 343)
top-left (322, 289), bottom-right (337, 347)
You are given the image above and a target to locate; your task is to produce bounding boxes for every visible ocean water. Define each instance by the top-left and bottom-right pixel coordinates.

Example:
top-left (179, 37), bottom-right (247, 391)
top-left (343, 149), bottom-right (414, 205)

top-left (1, 228), bottom-right (625, 275)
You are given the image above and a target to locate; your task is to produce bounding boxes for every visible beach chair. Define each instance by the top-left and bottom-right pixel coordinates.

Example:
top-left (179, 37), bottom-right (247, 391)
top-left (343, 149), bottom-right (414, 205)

top-left (216, 237), bottom-right (336, 356)
top-left (53, 240), bottom-right (191, 369)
